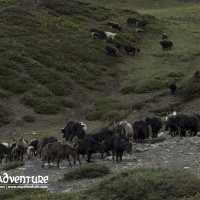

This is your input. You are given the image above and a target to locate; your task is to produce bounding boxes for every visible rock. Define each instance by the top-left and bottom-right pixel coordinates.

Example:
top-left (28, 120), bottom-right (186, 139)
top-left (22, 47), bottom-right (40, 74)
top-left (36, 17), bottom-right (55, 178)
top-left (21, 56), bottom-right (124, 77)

top-left (62, 189), bottom-right (71, 193)
top-left (132, 157), bottom-right (138, 161)
top-left (136, 148), bottom-right (145, 153)
top-left (197, 132), bottom-right (200, 137)
top-left (157, 132), bottom-right (168, 138)
top-left (105, 156), bottom-right (113, 161)
top-left (126, 163), bottom-right (133, 166)
top-left (184, 167), bottom-right (190, 169)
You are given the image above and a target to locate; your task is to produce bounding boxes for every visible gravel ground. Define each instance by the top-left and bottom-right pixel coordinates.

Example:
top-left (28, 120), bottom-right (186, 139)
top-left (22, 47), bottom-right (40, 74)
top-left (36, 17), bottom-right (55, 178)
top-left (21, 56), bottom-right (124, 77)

top-left (1, 134), bottom-right (200, 193)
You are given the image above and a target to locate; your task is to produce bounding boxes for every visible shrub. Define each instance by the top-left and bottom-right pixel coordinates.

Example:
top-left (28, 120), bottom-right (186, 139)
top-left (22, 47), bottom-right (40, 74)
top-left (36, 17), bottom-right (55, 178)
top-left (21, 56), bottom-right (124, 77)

top-left (22, 114), bottom-right (35, 122)
top-left (2, 161), bottom-right (25, 171)
top-left (58, 98), bottom-right (75, 108)
top-left (84, 168), bottom-right (200, 200)
top-left (86, 99), bottom-right (130, 121)
top-left (0, 104), bottom-right (11, 126)
top-left (131, 102), bottom-right (144, 110)
top-left (21, 86), bottom-right (60, 114)
top-left (62, 163), bottom-right (110, 180)
top-left (182, 77), bottom-right (200, 101)
top-left (167, 72), bottom-right (184, 78)
top-left (120, 85), bottom-right (136, 94)
top-left (134, 79), bottom-right (168, 93)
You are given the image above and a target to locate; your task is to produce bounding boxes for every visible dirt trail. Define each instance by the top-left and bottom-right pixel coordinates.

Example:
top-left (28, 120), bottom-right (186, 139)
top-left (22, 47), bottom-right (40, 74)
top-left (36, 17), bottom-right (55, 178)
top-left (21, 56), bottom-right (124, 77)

top-left (1, 134), bottom-right (200, 193)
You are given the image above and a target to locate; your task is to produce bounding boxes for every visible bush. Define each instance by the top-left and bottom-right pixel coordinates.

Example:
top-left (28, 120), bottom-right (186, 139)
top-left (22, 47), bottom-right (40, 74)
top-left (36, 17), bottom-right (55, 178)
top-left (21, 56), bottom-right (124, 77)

top-left (120, 85), bottom-right (136, 94)
top-left (182, 77), bottom-right (200, 101)
top-left (62, 163), bottom-right (110, 180)
top-left (134, 79), bottom-right (168, 93)
top-left (0, 104), bottom-right (11, 126)
top-left (58, 98), bottom-right (75, 108)
top-left (131, 102), bottom-right (144, 110)
top-left (21, 86), bottom-right (60, 114)
top-left (22, 114), bottom-right (35, 122)
top-left (2, 161), bottom-right (25, 171)
top-left (84, 168), bottom-right (200, 200)
top-left (86, 99), bottom-right (130, 121)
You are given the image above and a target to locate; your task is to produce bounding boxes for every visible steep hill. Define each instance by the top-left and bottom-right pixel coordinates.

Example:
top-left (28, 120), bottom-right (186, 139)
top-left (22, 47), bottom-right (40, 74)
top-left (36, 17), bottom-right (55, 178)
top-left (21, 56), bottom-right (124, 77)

top-left (0, 0), bottom-right (200, 138)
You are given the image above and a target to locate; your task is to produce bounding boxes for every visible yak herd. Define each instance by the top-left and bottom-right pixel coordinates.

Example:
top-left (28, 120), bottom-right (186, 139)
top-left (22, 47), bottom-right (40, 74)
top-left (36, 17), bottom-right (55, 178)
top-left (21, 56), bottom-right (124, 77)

top-left (89, 17), bottom-right (173, 56)
top-left (0, 112), bottom-right (200, 168)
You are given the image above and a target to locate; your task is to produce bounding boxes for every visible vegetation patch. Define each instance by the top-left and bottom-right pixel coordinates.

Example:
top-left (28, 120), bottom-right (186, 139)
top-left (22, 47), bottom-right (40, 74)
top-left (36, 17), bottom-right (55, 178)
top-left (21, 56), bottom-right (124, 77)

top-left (131, 102), bottom-right (145, 110)
top-left (84, 168), bottom-right (200, 200)
top-left (0, 104), bottom-right (11, 126)
top-left (182, 76), bottom-right (200, 101)
top-left (22, 114), bottom-right (35, 122)
top-left (0, 189), bottom-right (46, 200)
top-left (62, 163), bottom-right (110, 180)
top-left (21, 86), bottom-right (60, 114)
top-left (86, 99), bottom-right (130, 121)
top-left (133, 79), bottom-right (169, 94)
top-left (120, 85), bottom-right (136, 94)
top-left (3, 168), bottom-right (200, 200)
top-left (58, 97), bottom-right (75, 108)
top-left (2, 161), bottom-right (25, 171)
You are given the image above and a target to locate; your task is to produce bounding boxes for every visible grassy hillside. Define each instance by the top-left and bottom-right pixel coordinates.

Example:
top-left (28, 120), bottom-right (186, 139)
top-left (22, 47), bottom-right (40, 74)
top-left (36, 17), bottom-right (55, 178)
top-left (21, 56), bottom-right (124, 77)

top-left (0, 0), bottom-right (200, 133)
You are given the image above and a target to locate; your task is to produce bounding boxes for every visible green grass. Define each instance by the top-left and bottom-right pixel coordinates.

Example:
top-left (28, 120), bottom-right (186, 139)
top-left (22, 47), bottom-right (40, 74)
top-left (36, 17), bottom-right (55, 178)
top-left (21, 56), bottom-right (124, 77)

top-left (182, 76), bottom-right (200, 101)
top-left (0, 104), bottom-right (11, 126)
top-left (2, 161), bottom-right (25, 171)
top-left (84, 168), bottom-right (200, 200)
top-left (86, 99), bottom-right (130, 121)
top-left (22, 114), bottom-right (36, 122)
top-left (62, 163), bottom-right (110, 180)
top-left (0, 0), bottom-right (200, 126)
top-left (2, 168), bottom-right (200, 200)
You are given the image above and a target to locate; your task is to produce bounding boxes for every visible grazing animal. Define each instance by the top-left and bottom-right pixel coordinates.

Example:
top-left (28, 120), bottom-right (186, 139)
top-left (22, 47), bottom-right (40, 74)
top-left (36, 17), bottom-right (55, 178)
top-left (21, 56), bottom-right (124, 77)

top-left (162, 33), bottom-right (168, 40)
top-left (104, 31), bottom-right (116, 40)
top-left (0, 143), bottom-right (11, 163)
top-left (109, 132), bottom-right (132, 162)
top-left (37, 136), bottom-right (58, 158)
top-left (127, 17), bottom-right (138, 25)
top-left (41, 141), bottom-right (81, 168)
top-left (105, 45), bottom-right (118, 56)
top-left (91, 32), bottom-right (101, 38)
top-left (132, 120), bottom-right (149, 142)
top-left (11, 146), bottom-right (21, 161)
top-left (194, 71), bottom-right (200, 78)
top-left (124, 45), bottom-right (140, 55)
top-left (77, 137), bottom-right (101, 163)
top-left (86, 127), bottom-right (114, 143)
top-left (136, 20), bottom-right (149, 29)
top-left (160, 41), bottom-right (173, 50)
top-left (29, 139), bottom-right (39, 156)
top-left (145, 117), bottom-right (163, 138)
top-left (107, 21), bottom-right (122, 31)
top-left (61, 121), bottom-right (86, 141)
top-left (115, 42), bottom-right (124, 49)
top-left (136, 28), bottom-right (144, 33)
top-left (165, 114), bottom-right (199, 137)
top-left (16, 139), bottom-right (28, 161)
top-left (119, 121), bottom-right (133, 139)
top-left (169, 83), bottom-right (177, 95)
top-left (27, 146), bottom-right (35, 159)
top-left (89, 29), bottom-right (106, 38)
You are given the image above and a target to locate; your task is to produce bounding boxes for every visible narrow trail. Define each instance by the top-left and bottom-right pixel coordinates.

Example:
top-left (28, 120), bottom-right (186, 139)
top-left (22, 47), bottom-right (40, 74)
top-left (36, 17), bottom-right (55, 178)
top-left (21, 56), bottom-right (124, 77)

top-left (2, 134), bottom-right (200, 193)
